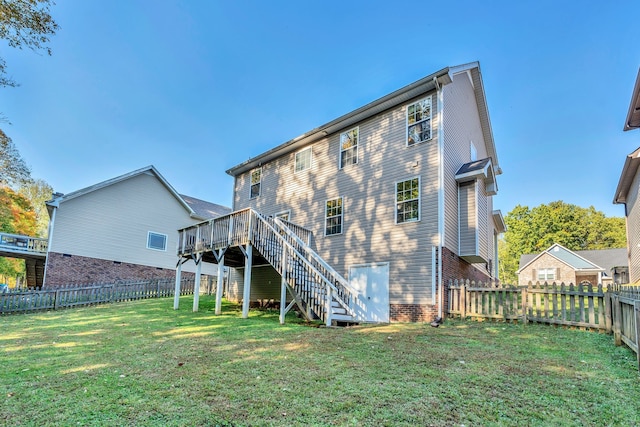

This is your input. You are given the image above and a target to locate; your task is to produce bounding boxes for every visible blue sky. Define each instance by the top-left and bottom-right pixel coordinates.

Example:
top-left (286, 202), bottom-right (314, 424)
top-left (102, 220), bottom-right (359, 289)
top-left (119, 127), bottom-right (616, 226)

top-left (2, 0), bottom-right (639, 218)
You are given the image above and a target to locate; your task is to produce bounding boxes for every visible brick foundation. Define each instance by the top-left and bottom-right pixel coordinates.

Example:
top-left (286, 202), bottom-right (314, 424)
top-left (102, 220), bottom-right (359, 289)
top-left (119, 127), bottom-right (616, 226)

top-left (44, 252), bottom-right (189, 287)
top-left (390, 304), bottom-right (438, 322)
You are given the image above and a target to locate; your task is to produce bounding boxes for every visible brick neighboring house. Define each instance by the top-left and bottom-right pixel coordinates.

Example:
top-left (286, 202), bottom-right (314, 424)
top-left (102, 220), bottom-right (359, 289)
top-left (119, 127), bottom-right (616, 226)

top-left (614, 67), bottom-right (640, 283)
top-left (44, 166), bottom-right (230, 286)
top-left (517, 243), bottom-right (629, 287)
top-left (219, 61), bottom-right (505, 323)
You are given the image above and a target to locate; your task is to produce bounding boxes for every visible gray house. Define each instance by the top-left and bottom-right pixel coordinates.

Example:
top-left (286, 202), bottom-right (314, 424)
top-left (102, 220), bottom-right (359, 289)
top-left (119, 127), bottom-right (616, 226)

top-left (614, 67), bottom-right (640, 283)
top-left (177, 62), bottom-right (504, 324)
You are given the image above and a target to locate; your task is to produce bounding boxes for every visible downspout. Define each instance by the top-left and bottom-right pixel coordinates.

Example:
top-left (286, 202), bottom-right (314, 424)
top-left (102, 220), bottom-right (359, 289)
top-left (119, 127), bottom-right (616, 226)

top-left (435, 76), bottom-right (445, 319)
top-left (42, 200), bottom-right (58, 288)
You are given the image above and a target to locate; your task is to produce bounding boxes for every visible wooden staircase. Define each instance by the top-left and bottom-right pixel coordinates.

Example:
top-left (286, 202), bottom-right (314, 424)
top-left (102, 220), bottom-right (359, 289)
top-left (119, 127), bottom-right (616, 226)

top-left (177, 208), bottom-right (359, 325)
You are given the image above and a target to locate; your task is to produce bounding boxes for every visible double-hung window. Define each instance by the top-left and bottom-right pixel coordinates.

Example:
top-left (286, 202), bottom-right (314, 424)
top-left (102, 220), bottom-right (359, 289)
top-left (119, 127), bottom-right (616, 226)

top-left (537, 268), bottom-right (556, 281)
top-left (295, 147), bottom-right (312, 172)
top-left (340, 127), bottom-right (358, 168)
top-left (325, 197), bottom-right (343, 236)
top-left (147, 231), bottom-right (167, 251)
top-left (250, 168), bottom-right (261, 198)
top-left (407, 98), bottom-right (432, 146)
top-left (396, 177), bottom-right (420, 224)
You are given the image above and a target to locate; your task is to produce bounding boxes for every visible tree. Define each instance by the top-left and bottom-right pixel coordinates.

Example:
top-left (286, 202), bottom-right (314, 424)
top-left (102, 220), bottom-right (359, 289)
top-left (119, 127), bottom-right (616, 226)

top-left (498, 201), bottom-right (627, 284)
top-left (0, 0), bottom-right (59, 88)
top-left (18, 177), bottom-right (51, 237)
top-left (0, 128), bottom-right (31, 186)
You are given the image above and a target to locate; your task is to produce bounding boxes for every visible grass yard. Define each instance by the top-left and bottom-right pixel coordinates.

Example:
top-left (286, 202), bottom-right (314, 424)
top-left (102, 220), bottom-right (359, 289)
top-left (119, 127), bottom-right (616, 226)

top-left (1, 296), bottom-right (639, 426)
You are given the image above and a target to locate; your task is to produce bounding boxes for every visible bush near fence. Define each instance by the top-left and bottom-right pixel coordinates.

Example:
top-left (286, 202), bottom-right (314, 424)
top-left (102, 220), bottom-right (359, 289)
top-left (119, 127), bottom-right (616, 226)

top-left (0, 278), bottom-right (195, 314)
top-left (447, 280), bottom-right (640, 372)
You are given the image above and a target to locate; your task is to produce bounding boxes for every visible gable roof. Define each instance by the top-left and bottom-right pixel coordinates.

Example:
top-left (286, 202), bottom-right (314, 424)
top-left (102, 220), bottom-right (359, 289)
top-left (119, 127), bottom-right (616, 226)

top-left (226, 62), bottom-right (500, 177)
top-left (455, 157), bottom-right (498, 195)
top-left (624, 68), bottom-right (640, 131)
top-left (180, 194), bottom-right (231, 219)
top-left (46, 165), bottom-right (229, 221)
top-left (613, 146), bottom-right (640, 204)
top-left (518, 243), bottom-right (628, 277)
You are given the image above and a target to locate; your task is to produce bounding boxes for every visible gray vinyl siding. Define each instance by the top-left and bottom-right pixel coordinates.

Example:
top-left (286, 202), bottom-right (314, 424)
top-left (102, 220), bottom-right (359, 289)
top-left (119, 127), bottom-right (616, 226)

top-left (458, 181), bottom-right (477, 256)
top-left (49, 172), bottom-right (217, 275)
top-left (233, 93), bottom-right (440, 305)
top-left (442, 71), bottom-right (492, 259)
top-left (627, 171), bottom-right (640, 282)
top-left (227, 265), bottom-right (283, 302)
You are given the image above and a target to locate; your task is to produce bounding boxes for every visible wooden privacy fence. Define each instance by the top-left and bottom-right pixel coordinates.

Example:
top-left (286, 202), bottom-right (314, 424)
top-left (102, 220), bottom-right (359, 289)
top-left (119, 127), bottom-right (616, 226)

top-left (448, 280), bottom-right (640, 371)
top-left (0, 278), bottom-right (195, 314)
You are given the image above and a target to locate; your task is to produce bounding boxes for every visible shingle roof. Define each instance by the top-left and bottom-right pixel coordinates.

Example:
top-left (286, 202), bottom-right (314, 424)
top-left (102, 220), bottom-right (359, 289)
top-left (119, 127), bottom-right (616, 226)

top-left (180, 195), bottom-right (231, 219)
top-left (519, 246), bottom-right (628, 277)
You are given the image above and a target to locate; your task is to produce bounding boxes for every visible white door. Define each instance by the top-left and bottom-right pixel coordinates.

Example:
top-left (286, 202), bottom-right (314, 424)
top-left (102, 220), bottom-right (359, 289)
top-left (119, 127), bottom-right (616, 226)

top-left (349, 263), bottom-right (389, 323)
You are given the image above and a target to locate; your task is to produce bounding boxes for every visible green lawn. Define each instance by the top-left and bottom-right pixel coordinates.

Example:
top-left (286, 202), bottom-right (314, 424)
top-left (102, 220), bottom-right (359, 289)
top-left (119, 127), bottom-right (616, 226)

top-left (1, 296), bottom-right (639, 426)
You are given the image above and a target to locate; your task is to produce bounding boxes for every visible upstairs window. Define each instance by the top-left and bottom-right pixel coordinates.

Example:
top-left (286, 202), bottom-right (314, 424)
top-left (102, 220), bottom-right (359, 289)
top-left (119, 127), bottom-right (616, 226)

top-left (295, 147), bottom-right (312, 172)
top-left (340, 127), bottom-right (359, 168)
top-left (407, 98), bottom-right (432, 146)
top-left (325, 197), bottom-right (343, 236)
top-left (147, 231), bottom-right (167, 251)
top-left (396, 177), bottom-right (420, 224)
top-left (250, 168), bottom-right (261, 198)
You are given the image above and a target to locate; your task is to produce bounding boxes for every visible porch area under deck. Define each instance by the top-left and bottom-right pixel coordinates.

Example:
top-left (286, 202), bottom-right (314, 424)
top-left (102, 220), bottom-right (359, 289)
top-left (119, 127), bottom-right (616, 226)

top-left (172, 208), bottom-right (356, 326)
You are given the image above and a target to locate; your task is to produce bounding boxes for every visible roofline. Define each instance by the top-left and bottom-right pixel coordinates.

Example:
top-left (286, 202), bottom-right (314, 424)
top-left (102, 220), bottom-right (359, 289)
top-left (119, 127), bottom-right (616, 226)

top-left (624, 68), bottom-right (640, 131)
top-left (45, 165), bottom-right (204, 220)
top-left (613, 146), bottom-right (640, 204)
top-left (492, 210), bottom-right (506, 234)
top-left (516, 242), bottom-right (604, 274)
top-left (226, 65), bottom-right (464, 177)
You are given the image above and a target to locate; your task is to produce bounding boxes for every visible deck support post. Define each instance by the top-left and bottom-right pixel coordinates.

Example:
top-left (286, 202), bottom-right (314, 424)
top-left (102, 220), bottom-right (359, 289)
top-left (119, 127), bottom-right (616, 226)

top-left (193, 255), bottom-right (202, 312)
top-left (215, 253), bottom-right (225, 315)
top-left (280, 245), bottom-right (288, 324)
top-left (173, 260), bottom-right (183, 310)
top-left (242, 243), bottom-right (252, 318)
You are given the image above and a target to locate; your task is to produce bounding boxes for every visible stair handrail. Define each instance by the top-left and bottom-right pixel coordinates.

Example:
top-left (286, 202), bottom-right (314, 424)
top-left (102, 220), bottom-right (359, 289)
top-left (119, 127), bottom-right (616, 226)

top-left (250, 211), bottom-right (355, 317)
top-left (272, 215), bottom-right (358, 312)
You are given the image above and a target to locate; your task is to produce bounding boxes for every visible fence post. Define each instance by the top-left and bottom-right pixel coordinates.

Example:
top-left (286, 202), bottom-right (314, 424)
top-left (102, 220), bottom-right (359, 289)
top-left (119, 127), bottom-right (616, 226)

top-left (635, 301), bottom-right (640, 372)
top-left (521, 285), bottom-right (528, 324)
top-left (604, 291), bottom-right (613, 333)
top-left (460, 280), bottom-right (467, 319)
top-left (613, 294), bottom-right (622, 346)
top-left (54, 290), bottom-right (60, 310)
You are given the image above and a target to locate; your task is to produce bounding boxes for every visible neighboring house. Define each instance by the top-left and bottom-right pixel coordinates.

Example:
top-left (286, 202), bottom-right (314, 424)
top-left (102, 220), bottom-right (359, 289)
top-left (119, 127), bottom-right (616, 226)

top-left (220, 62), bottom-right (505, 322)
top-left (517, 243), bottom-right (629, 287)
top-left (44, 166), bottom-right (230, 286)
top-left (614, 67), bottom-right (640, 283)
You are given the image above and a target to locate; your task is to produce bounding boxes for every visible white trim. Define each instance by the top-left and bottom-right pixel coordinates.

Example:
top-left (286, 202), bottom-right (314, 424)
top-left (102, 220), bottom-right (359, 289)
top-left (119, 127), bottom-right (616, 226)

top-left (147, 231), bottom-right (168, 251)
top-left (324, 196), bottom-right (344, 237)
top-left (405, 96), bottom-right (433, 147)
top-left (436, 83), bottom-right (445, 313)
top-left (339, 126), bottom-right (359, 169)
top-left (294, 146), bottom-right (313, 173)
top-left (275, 210), bottom-right (291, 221)
top-left (394, 176), bottom-right (421, 224)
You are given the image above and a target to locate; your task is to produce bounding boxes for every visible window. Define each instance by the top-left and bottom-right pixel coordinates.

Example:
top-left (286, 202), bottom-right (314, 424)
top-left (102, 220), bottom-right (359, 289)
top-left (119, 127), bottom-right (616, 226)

top-left (275, 210), bottom-right (290, 221)
top-left (396, 177), bottom-right (420, 223)
top-left (147, 232), bottom-right (167, 251)
top-left (407, 98), bottom-right (432, 146)
top-left (325, 197), bottom-right (343, 236)
top-left (537, 268), bottom-right (555, 281)
top-left (295, 147), bottom-right (312, 172)
top-left (250, 168), bottom-right (261, 198)
top-left (340, 127), bottom-right (358, 168)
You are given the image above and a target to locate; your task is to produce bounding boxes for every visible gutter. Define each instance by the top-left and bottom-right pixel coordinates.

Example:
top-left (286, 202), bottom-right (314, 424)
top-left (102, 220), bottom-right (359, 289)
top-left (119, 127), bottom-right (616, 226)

top-left (435, 76), bottom-right (445, 318)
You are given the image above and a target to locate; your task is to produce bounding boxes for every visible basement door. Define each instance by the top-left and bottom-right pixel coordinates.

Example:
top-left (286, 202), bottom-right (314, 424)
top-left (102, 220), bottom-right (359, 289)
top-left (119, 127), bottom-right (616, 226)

top-left (349, 263), bottom-right (389, 323)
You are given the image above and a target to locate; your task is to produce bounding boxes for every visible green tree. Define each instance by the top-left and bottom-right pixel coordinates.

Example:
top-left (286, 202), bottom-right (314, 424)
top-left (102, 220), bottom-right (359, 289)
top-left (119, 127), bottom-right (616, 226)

top-left (18, 178), bottom-right (51, 237)
top-left (0, 128), bottom-right (31, 186)
top-left (0, 0), bottom-right (59, 88)
top-left (499, 201), bottom-right (627, 284)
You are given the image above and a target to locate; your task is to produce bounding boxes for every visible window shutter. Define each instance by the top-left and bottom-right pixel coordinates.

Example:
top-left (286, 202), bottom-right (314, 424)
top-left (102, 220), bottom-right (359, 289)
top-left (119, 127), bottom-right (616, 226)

top-left (556, 268), bottom-right (561, 280)
top-left (532, 269), bottom-right (536, 280)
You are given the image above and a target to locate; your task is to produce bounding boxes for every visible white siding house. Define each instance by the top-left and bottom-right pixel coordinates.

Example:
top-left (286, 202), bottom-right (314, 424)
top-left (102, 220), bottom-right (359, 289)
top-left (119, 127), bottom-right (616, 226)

top-left (221, 62), bottom-right (504, 322)
top-left (44, 166), bottom-right (229, 286)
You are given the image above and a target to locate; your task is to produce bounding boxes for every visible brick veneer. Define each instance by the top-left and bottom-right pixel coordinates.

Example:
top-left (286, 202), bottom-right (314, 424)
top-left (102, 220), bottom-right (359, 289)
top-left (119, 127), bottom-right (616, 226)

top-left (44, 252), bottom-right (188, 287)
top-left (389, 246), bottom-right (493, 322)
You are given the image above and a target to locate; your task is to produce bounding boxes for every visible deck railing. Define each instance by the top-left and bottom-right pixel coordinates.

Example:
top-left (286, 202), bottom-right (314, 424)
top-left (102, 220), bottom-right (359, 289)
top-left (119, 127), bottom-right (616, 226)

top-left (0, 232), bottom-right (48, 255)
top-left (177, 208), bottom-right (357, 324)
